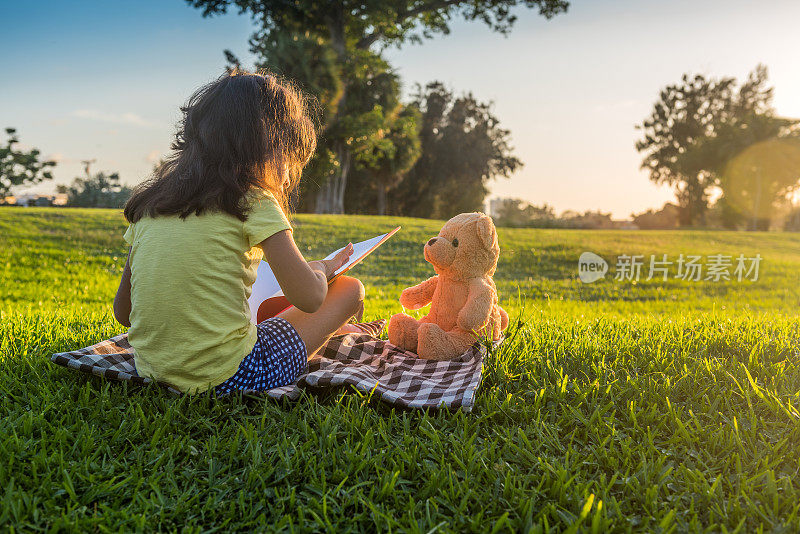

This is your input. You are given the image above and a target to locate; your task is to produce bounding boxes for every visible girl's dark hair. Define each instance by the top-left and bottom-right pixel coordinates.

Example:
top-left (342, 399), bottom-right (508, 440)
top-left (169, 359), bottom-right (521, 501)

top-left (124, 69), bottom-right (317, 223)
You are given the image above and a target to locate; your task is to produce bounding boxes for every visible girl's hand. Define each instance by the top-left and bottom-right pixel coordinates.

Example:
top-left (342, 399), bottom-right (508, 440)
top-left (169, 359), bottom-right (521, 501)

top-left (263, 232), bottom-right (354, 314)
top-left (317, 243), bottom-right (353, 280)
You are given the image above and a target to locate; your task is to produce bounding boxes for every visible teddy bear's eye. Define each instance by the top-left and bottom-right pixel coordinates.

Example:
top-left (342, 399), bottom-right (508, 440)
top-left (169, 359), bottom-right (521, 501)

top-left (452, 238), bottom-right (459, 247)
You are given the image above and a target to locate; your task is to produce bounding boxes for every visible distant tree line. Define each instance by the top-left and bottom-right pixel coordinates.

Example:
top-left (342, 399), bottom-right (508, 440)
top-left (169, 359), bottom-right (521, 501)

top-left (0, 128), bottom-right (131, 209)
top-left (631, 203), bottom-right (680, 230)
top-left (492, 198), bottom-right (626, 229)
top-left (57, 169), bottom-right (132, 209)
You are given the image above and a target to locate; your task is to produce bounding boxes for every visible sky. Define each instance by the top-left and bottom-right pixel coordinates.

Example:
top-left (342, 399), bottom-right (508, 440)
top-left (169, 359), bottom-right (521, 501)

top-left (2, 0), bottom-right (800, 218)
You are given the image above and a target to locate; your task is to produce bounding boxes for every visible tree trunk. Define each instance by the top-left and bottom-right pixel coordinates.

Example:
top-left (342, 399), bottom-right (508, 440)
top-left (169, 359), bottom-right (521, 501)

top-left (333, 141), bottom-right (350, 214)
top-left (377, 181), bottom-right (387, 216)
top-left (316, 6), bottom-right (351, 215)
top-left (314, 141), bottom-right (350, 214)
top-left (750, 167), bottom-right (763, 231)
top-left (315, 180), bottom-right (332, 213)
top-left (678, 175), bottom-right (708, 227)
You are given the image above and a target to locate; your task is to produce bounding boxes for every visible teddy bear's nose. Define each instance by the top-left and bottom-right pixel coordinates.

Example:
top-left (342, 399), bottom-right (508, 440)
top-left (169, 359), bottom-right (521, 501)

top-left (427, 238), bottom-right (438, 246)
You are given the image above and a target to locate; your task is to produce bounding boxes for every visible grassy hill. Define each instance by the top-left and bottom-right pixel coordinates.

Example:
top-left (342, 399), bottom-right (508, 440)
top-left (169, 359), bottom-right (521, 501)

top-left (4, 207), bottom-right (800, 317)
top-left (2, 207), bottom-right (800, 531)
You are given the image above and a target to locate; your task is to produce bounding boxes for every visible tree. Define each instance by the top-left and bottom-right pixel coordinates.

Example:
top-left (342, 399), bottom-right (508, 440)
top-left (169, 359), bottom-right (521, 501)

top-left (636, 74), bottom-right (736, 226)
top-left (681, 67), bottom-right (800, 229)
top-left (343, 103), bottom-right (422, 216)
top-left (315, 50), bottom-right (407, 214)
top-left (188, 0), bottom-right (569, 213)
top-left (369, 104), bottom-right (422, 215)
top-left (0, 128), bottom-right (56, 197)
top-left (391, 82), bottom-right (522, 219)
top-left (636, 65), bottom-right (798, 227)
top-left (717, 136), bottom-right (800, 230)
top-left (784, 205), bottom-right (800, 232)
top-left (247, 33), bottom-right (399, 213)
top-left (342, 70), bottom-right (422, 215)
top-left (66, 170), bottom-right (132, 208)
top-left (706, 111), bottom-right (799, 230)
top-left (249, 39), bottom-right (421, 214)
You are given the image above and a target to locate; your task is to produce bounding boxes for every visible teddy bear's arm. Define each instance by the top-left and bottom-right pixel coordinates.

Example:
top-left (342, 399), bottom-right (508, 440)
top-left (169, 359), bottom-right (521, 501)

top-left (457, 279), bottom-right (495, 333)
top-left (399, 275), bottom-right (438, 310)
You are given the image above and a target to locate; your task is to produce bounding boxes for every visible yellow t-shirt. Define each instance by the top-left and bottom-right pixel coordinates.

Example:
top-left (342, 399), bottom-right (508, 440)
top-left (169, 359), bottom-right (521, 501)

top-left (122, 190), bottom-right (292, 394)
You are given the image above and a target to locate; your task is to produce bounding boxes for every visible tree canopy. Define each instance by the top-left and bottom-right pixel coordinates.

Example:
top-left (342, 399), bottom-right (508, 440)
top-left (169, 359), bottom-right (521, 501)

top-left (718, 136), bottom-right (800, 230)
top-left (391, 82), bottom-right (522, 219)
top-left (636, 65), bottom-right (799, 228)
top-left (188, 1), bottom-right (569, 52)
top-left (0, 128), bottom-right (56, 198)
top-left (188, 0), bottom-right (568, 214)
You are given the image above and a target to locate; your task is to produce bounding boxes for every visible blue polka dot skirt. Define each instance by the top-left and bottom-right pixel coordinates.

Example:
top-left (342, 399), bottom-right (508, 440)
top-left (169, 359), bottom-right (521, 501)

top-left (214, 317), bottom-right (307, 395)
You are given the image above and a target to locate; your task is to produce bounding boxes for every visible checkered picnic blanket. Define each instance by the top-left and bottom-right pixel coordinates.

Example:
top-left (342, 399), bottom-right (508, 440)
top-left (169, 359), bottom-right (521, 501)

top-left (50, 320), bottom-right (487, 411)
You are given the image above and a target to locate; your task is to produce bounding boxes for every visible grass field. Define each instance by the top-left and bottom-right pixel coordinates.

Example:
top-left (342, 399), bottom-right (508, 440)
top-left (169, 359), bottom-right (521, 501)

top-left (3, 207), bottom-right (800, 532)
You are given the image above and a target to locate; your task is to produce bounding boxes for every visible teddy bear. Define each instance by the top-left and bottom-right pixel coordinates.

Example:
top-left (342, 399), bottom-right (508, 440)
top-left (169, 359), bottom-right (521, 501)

top-left (388, 212), bottom-right (509, 360)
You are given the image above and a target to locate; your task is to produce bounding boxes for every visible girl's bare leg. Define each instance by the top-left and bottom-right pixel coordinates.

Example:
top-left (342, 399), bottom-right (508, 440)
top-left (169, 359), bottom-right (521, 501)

top-left (277, 276), bottom-right (365, 358)
top-left (335, 298), bottom-right (365, 335)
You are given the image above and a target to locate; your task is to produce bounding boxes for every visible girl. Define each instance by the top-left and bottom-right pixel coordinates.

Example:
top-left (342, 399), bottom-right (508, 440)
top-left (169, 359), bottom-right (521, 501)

top-left (113, 69), bottom-right (364, 395)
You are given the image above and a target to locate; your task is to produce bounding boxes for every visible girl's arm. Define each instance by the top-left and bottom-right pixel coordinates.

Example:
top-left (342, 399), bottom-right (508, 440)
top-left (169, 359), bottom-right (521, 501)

top-left (260, 230), bottom-right (352, 313)
top-left (113, 248), bottom-right (132, 327)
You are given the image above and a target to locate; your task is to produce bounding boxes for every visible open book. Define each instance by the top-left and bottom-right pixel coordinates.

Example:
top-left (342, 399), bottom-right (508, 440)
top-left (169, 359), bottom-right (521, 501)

top-left (247, 226), bottom-right (400, 324)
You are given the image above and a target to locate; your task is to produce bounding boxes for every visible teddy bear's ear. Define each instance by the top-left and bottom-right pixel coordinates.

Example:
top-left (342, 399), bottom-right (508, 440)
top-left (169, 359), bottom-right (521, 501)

top-left (476, 214), bottom-right (497, 249)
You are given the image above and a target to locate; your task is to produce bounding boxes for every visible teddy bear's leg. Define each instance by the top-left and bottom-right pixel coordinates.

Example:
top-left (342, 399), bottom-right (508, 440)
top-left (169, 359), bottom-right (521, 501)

top-left (479, 307), bottom-right (500, 340)
top-left (486, 305), bottom-right (510, 340)
top-left (498, 306), bottom-right (509, 331)
top-left (388, 313), bottom-right (422, 352)
top-left (417, 323), bottom-right (476, 361)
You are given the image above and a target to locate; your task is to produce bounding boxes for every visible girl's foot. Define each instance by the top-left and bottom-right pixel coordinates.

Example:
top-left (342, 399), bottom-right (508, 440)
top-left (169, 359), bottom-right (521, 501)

top-left (336, 323), bottom-right (364, 335)
top-left (335, 303), bottom-right (366, 335)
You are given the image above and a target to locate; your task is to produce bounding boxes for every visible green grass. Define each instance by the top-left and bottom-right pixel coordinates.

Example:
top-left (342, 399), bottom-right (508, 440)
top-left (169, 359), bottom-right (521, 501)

top-left (3, 206), bottom-right (800, 531)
